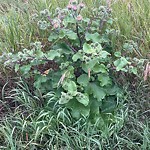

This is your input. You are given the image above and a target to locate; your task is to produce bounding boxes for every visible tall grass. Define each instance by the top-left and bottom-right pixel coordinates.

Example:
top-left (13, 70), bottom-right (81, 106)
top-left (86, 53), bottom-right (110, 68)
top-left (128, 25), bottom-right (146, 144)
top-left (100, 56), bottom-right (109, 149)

top-left (0, 79), bottom-right (124, 149)
top-left (0, 0), bottom-right (149, 55)
top-left (0, 79), bottom-right (149, 149)
top-left (111, 0), bottom-right (150, 56)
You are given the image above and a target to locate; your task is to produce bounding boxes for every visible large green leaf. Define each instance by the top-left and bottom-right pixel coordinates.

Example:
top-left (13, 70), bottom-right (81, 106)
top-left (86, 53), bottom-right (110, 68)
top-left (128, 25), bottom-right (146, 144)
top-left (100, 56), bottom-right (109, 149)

top-left (72, 52), bottom-right (82, 62)
top-left (89, 98), bottom-right (102, 123)
top-left (76, 92), bottom-right (89, 106)
top-left (65, 29), bottom-right (78, 40)
top-left (81, 59), bottom-right (98, 72)
top-left (101, 96), bottom-right (117, 113)
top-left (86, 58), bottom-right (98, 70)
top-left (83, 43), bottom-right (96, 54)
top-left (99, 50), bottom-right (110, 58)
top-left (90, 83), bottom-right (106, 101)
top-left (55, 43), bottom-right (73, 54)
top-left (77, 74), bottom-right (89, 87)
top-left (59, 97), bottom-right (70, 104)
top-left (93, 64), bottom-right (107, 73)
top-left (85, 32), bottom-right (101, 43)
top-left (48, 34), bottom-right (59, 41)
top-left (20, 64), bottom-right (31, 74)
top-left (114, 51), bottom-right (121, 57)
top-left (62, 80), bottom-right (77, 93)
top-left (114, 57), bottom-right (129, 71)
top-left (104, 84), bottom-right (120, 96)
top-left (47, 50), bottom-right (60, 60)
top-left (98, 74), bottom-right (112, 86)
top-left (34, 75), bottom-right (48, 89)
top-left (36, 49), bottom-right (44, 58)
top-left (67, 99), bottom-right (90, 119)
top-left (63, 16), bottom-right (76, 26)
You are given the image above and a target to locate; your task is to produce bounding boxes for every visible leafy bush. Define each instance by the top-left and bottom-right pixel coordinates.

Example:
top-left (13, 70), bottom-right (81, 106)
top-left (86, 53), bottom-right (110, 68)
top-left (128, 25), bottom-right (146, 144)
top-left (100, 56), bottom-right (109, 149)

top-left (0, 0), bottom-right (144, 125)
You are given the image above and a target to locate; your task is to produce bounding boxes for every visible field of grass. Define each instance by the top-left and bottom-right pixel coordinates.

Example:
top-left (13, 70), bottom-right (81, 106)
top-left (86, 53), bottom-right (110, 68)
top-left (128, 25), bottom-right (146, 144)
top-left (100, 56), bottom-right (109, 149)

top-left (0, 0), bottom-right (149, 149)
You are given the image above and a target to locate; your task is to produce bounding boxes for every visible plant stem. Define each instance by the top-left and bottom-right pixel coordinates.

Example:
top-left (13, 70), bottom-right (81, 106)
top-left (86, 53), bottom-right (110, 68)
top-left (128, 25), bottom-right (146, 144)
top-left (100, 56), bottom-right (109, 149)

top-left (76, 23), bottom-right (82, 49)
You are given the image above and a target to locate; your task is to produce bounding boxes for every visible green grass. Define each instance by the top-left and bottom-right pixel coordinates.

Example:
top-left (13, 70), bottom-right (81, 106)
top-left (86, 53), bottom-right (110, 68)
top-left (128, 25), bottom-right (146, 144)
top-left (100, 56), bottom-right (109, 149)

top-left (0, 0), bottom-right (149, 56)
top-left (111, 0), bottom-right (150, 57)
top-left (0, 79), bottom-right (149, 150)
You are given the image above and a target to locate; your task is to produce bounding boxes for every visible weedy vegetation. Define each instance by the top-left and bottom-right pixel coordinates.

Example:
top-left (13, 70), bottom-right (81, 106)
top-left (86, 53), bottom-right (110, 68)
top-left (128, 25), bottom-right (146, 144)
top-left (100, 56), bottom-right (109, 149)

top-left (0, 0), bottom-right (149, 150)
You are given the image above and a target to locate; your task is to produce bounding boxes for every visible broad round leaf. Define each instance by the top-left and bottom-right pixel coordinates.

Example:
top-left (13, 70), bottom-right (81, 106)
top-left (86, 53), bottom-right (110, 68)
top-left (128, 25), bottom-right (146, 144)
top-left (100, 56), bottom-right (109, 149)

top-left (90, 83), bottom-right (106, 101)
top-left (85, 32), bottom-right (101, 43)
top-left (77, 74), bottom-right (89, 87)
top-left (98, 74), bottom-right (112, 86)
top-left (83, 43), bottom-right (96, 54)
top-left (47, 50), bottom-right (60, 60)
top-left (76, 93), bottom-right (89, 106)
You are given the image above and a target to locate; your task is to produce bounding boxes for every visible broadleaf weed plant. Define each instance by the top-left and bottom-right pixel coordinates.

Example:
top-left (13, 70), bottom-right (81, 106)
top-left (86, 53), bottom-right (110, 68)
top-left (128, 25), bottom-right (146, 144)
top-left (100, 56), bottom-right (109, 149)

top-left (0, 0), bottom-right (148, 149)
top-left (0, 0), bottom-right (145, 124)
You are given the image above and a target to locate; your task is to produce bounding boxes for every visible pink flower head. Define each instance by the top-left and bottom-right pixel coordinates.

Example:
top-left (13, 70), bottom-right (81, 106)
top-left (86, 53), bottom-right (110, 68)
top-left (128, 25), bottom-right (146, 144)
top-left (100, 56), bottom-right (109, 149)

top-left (53, 22), bottom-right (59, 29)
top-left (72, 5), bottom-right (77, 11)
top-left (67, 4), bottom-right (73, 10)
top-left (58, 14), bottom-right (65, 20)
top-left (79, 3), bottom-right (85, 9)
top-left (76, 15), bottom-right (83, 21)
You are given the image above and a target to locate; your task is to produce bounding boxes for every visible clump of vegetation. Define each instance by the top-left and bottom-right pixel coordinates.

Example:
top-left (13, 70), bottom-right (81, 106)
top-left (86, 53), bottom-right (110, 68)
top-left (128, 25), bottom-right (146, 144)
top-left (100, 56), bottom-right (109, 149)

top-left (0, 0), bottom-right (149, 149)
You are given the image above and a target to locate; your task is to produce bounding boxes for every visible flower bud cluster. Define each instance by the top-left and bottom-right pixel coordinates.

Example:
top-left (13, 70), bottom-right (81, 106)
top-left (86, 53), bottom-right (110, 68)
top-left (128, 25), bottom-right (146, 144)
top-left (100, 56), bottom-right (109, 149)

top-left (60, 62), bottom-right (70, 69)
top-left (60, 92), bottom-right (73, 103)
top-left (67, 0), bottom-right (85, 21)
top-left (40, 9), bottom-right (50, 17)
top-left (37, 20), bottom-right (48, 30)
top-left (31, 13), bottom-right (38, 21)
